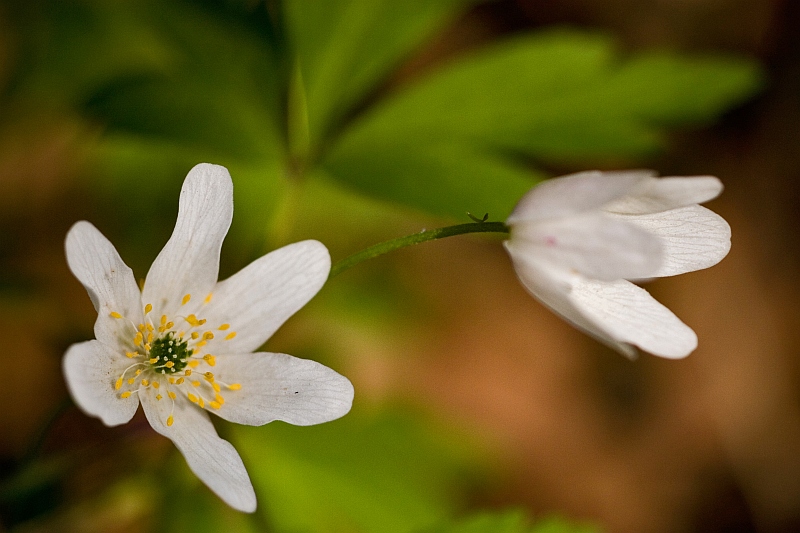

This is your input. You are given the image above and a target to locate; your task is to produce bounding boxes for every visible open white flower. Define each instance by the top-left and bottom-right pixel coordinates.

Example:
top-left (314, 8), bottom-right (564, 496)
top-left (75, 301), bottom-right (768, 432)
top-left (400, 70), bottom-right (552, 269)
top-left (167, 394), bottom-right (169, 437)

top-left (63, 163), bottom-right (354, 512)
top-left (504, 170), bottom-right (731, 359)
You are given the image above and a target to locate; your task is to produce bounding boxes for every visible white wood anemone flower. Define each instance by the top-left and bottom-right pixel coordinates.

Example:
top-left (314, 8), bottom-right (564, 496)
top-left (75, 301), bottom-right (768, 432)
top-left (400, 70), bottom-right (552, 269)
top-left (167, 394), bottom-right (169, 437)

top-left (504, 170), bottom-right (731, 359)
top-left (63, 163), bottom-right (354, 512)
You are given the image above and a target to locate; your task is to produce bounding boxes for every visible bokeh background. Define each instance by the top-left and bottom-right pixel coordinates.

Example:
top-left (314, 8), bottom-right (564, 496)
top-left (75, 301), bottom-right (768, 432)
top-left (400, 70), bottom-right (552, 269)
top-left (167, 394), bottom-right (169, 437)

top-left (1, 1), bottom-right (799, 532)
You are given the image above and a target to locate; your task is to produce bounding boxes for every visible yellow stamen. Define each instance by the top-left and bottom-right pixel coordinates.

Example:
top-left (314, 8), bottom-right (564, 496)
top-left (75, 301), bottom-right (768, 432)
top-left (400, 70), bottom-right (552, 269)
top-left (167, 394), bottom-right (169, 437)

top-left (187, 314), bottom-right (200, 327)
top-left (190, 332), bottom-right (199, 340)
top-left (160, 315), bottom-right (167, 326)
top-left (203, 354), bottom-right (216, 367)
top-left (149, 358), bottom-right (158, 364)
top-left (138, 323), bottom-right (146, 332)
top-left (144, 303), bottom-right (153, 314)
top-left (168, 377), bottom-right (176, 384)
top-left (167, 416), bottom-right (174, 427)
top-left (204, 372), bottom-right (215, 381)
top-left (175, 377), bottom-right (184, 385)
top-left (188, 360), bottom-right (200, 368)
top-left (144, 343), bottom-right (151, 351)
top-left (127, 378), bottom-right (135, 385)
top-left (212, 382), bottom-right (221, 392)
top-left (225, 332), bottom-right (237, 341)
top-left (135, 369), bottom-right (142, 376)
top-left (141, 379), bottom-right (149, 387)
top-left (214, 394), bottom-right (225, 405)
top-left (218, 324), bottom-right (230, 330)
top-left (115, 378), bottom-right (123, 390)
top-left (110, 311), bottom-right (123, 319)
top-left (146, 324), bottom-right (154, 332)
top-left (198, 396), bottom-right (205, 408)
top-left (195, 341), bottom-right (207, 349)
top-left (152, 381), bottom-right (160, 389)
top-left (229, 384), bottom-right (241, 391)
top-left (147, 332), bottom-right (153, 344)
top-left (210, 401), bottom-right (221, 409)
top-left (165, 321), bottom-right (174, 329)
top-left (165, 361), bottom-right (175, 369)
top-left (182, 294), bottom-right (191, 305)
top-left (126, 352), bottom-right (138, 359)
top-left (168, 391), bottom-right (177, 400)
top-left (156, 394), bottom-right (162, 401)
top-left (134, 332), bottom-right (143, 346)
top-left (120, 391), bottom-right (131, 399)
top-left (188, 393), bottom-right (198, 403)
top-left (202, 331), bottom-right (214, 341)
top-left (191, 380), bottom-right (200, 387)
top-left (204, 293), bottom-right (213, 304)
top-left (184, 369), bottom-right (192, 377)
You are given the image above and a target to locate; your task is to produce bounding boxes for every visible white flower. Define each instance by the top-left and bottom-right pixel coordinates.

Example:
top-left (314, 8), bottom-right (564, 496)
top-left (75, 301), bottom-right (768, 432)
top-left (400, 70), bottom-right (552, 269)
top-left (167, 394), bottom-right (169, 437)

top-left (504, 170), bottom-right (731, 359)
top-left (63, 163), bottom-right (354, 512)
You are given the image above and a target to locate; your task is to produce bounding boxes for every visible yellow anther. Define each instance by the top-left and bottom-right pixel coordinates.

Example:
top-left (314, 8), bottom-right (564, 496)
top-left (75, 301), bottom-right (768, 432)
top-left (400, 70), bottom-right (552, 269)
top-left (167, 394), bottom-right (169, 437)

top-left (190, 331), bottom-right (199, 340)
top-left (152, 381), bottom-right (160, 389)
top-left (165, 361), bottom-right (175, 369)
top-left (134, 332), bottom-right (143, 346)
top-left (147, 332), bottom-right (153, 344)
top-left (161, 315), bottom-right (167, 326)
top-left (175, 377), bottom-right (184, 385)
top-left (127, 378), bottom-right (135, 385)
top-left (168, 391), bottom-right (177, 400)
top-left (146, 324), bottom-right (154, 332)
top-left (149, 358), bottom-right (159, 364)
top-left (115, 378), bottom-right (123, 390)
top-left (202, 331), bottom-right (214, 341)
top-left (229, 383), bottom-right (241, 391)
top-left (110, 311), bottom-right (123, 319)
top-left (204, 293), bottom-right (213, 304)
top-left (210, 401), bottom-right (221, 409)
top-left (199, 318), bottom-right (207, 325)
top-left (218, 324), bottom-right (230, 331)
top-left (144, 303), bottom-right (153, 314)
top-left (126, 352), bottom-right (138, 359)
top-left (203, 354), bottom-right (216, 367)
top-left (120, 391), bottom-right (131, 399)
top-left (178, 331), bottom-right (185, 338)
top-left (138, 323), bottom-right (146, 332)
top-left (184, 369), bottom-right (192, 376)
top-left (165, 321), bottom-right (174, 329)
top-left (191, 380), bottom-right (200, 387)
top-left (168, 377), bottom-right (175, 384)
top-left (141, 379), bottom-right (149, 387)
top-left (212, 382), bottom-right (221, 392)
top-left (204, 372), bottom-right (215, 381)
top-left (225, 332), bottom-right (237, 341)
top-left (196, 341), bottom-right (207, 349)
top-left (156, 394), bottom-right (162, 401)
top-left (198, 396), bottom-right (205, 408)
top-left (167, 415), bottom-right (174, 427)
top-left (135, 369), bottom-right (142, 376)
top-left (187, 315), bottom-right (200, 327)
top-left (144, 343), bottom-right (151, 351)
top-left (214, 394), bottom-right (225, 405)
top-left (188, 393), bottom-right (198, 403)
top-left (182, 294), bottom-right (191, 305)
top-left (188, 360), bottom-right (200, 368)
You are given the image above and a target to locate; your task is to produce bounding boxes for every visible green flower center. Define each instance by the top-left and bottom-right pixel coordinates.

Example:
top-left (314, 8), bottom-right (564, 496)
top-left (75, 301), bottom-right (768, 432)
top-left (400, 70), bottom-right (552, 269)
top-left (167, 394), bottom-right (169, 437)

top-left (149, 332), bottom-right (192, 374)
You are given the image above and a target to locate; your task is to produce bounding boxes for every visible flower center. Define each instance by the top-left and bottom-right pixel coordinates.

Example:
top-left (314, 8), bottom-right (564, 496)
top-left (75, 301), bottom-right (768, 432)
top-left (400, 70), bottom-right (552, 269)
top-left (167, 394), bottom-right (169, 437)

top-left (109, 293), bottom-right (242, 428)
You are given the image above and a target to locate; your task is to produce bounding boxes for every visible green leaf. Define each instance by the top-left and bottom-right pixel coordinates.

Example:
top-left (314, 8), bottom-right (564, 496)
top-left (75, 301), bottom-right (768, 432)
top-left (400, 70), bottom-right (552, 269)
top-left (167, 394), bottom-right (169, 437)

top-left (321, 29), bottom-right (762, 214)
top-left (284, 0), bottom-right (475, 144)
top-left (234, 409), bottom-right (483, 533)
top-left (428, 510), bottom-right (601, 533)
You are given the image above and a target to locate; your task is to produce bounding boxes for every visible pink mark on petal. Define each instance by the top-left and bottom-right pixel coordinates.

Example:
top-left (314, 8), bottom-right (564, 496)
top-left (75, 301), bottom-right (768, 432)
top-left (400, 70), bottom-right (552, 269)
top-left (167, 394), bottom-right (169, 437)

top-left (544, 236), bottom-right (557, 246)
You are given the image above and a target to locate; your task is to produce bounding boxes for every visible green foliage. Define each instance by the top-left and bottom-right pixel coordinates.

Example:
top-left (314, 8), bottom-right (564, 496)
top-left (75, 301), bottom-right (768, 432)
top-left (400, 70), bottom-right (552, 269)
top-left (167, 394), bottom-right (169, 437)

top-left (428, 510), bottom-right (600, 533)
top-left (5, 0), bottom-right (763, 230)
top-left (234, 409), bottom-right (483, 533)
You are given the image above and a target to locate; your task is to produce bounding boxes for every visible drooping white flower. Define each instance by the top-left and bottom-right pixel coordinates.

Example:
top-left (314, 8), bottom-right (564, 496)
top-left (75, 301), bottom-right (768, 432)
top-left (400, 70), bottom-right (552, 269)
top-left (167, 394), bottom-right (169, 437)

top-left (63, 163), bottom-right (354, 512)
top-left (504, 170), bottom-right (731, 359)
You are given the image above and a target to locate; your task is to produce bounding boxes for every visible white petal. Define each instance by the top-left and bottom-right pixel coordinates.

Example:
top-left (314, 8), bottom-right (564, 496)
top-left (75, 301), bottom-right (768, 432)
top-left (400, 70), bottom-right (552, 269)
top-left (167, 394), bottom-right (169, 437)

top-left (63, 340), bottom-right (140, 426)
top-left (505, 255), bottom-right (637, 357)
top-left (200, 240), bottom-right (330, 353)
top-left (65, 221), bottom-right (143, 347)
top-left (507, 170), bottom-right (653, 224)
top-left (620, 205), bottom-right (731, 277)
top-left (604, 176), bottom-right (723, 215)
top-left (142, 164), bottom-right (233, 318)
top-left (507, 212), bottom-right (662, 281)
top-left (568, 278), bottom-right (697, 359)
top-left (210, 352), bottom-right (354, 426)
top-left (139, 387), bottom-right (256, 512)
top-left (506, 254), bottom-right (697, 358)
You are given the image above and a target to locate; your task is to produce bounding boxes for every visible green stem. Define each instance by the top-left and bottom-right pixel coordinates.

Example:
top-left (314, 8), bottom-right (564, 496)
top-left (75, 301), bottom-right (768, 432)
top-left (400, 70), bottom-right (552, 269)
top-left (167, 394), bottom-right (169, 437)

top-left (329, 221), bottom-right (509, 278)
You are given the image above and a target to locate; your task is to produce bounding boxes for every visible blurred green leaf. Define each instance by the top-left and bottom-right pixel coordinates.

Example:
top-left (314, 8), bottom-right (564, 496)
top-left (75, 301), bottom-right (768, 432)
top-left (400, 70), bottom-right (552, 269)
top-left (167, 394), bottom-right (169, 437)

top-left (284, 0), bottom-right (476, 145)
top-left (234, 409), bottom-right (483, 533)
top-left (428, 509), bottom-right (600, 533)
top-left (321, 30), bottom-right (762, 215)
